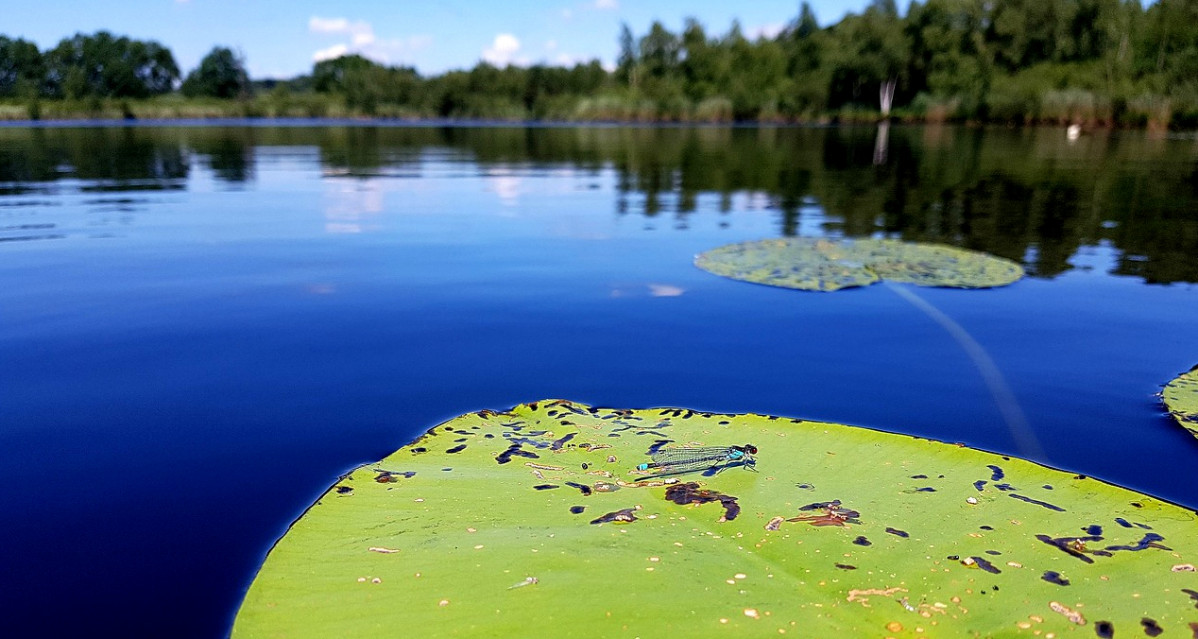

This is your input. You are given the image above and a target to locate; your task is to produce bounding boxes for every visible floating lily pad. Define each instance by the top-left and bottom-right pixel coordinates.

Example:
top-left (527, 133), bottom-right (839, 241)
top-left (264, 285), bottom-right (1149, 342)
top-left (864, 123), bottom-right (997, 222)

top-left (235, 401), bottom-right (1197, 638)
top-left (695, 238), bottom-right (1024, 291)
top-left (1163, 365), bottom-right (1198, 439)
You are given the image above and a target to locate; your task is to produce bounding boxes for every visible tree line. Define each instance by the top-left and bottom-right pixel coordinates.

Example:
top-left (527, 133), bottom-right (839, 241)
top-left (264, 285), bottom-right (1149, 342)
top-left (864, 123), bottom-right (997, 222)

top-left (2, 0), bottom-right (1197, 127)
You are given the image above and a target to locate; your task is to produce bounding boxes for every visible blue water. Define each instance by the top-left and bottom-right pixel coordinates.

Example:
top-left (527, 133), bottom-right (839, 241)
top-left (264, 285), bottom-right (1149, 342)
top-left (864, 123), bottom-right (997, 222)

top-left (1, 124), bottom-right (1197, 636)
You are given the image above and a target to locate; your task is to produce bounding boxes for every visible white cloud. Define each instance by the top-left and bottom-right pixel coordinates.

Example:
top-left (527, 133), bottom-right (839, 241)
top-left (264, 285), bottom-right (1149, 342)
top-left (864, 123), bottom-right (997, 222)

top-left (313, 44), bottom-right (349, 62)
top-left (309, 16), bottom-right (431, 65)
top-left (482, 33), bottom-right (522, 66)
top-left (594, 0), bottom-right (618, 9)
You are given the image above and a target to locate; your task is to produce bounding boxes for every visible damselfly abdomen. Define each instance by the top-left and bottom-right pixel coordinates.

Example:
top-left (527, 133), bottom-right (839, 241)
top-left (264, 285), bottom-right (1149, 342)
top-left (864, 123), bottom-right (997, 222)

top-left (635, 443), bottom-right (757, 475)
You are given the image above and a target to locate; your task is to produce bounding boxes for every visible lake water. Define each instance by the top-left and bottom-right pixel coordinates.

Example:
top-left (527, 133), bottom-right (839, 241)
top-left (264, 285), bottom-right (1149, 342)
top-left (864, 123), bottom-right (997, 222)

top-left (2, 122), bottom-right (1197, 636)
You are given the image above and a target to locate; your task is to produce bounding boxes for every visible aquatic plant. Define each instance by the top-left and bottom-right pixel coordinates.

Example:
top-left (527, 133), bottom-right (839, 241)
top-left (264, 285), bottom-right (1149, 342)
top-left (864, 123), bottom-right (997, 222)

top-left (235, 400), bottom-right (1198, 638)
top-left (1163, 365), bottom-right (1198, 439)
top-left (695, 238), bottom-right (1024, 291)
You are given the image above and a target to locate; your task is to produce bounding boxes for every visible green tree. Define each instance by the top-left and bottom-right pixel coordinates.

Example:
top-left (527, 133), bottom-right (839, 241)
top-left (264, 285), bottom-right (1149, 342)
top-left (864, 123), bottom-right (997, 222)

top-left (0, 36), bottom-right (44, 97)
top-left (312, 54), bottom-right (379, 93)
top-left (181, 46), bottom-right (250, 99)
top-left (617, 23), bottom-right (637, 87)
top-left (639, 21), bottom-right (681, 79)
top-left (45, 31), bottom-right (178, 98)
top-left (905, 0), bottom-right (993, 115)
top-left (827, 0), bottom-right (909, 114)
top-left (680, 18), bottom-right (725, 101)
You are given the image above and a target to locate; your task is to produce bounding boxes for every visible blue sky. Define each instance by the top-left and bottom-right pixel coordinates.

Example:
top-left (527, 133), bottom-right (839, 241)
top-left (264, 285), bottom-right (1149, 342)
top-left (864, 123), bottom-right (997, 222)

top-left (2, 0), bottom-right (876, 79)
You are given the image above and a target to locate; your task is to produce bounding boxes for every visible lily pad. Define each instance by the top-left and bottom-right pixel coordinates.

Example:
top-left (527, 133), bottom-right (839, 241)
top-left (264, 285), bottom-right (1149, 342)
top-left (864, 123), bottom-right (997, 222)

top-left (694, 238), bottom-right (1024, 291)
top-left (235, 401), bottom-right (1198, 638)
top-left (1163, 364), bottom-right (1198, 439)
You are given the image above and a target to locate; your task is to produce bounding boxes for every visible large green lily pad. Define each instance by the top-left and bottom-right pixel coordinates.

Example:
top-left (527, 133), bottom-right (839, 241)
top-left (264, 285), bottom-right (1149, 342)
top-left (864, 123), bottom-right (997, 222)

top-left (235, 401), bottom-right (1198, 638)
top-left (1163, 365), bottom-right (1198, 439)
top-left (694, 238), bottom-right (1024, 291)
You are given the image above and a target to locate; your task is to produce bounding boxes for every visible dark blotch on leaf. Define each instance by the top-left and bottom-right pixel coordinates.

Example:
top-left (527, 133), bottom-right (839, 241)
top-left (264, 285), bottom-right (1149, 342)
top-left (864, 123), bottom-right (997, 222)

top-left (550, 433), bottom-right (576, 451)
top-left (664, 482), bottom-right (740, 521)
top-left (852, 536), bottom-right (871, 546)
top-left (914, 487), bottom-right (936, 493)
top-left (1085, 525), bottom-right (1103, 536)
top-left (979, 525), bottom-right (994, 530)
top-left (445, 444), bottom-right (467, 454)
top-left (1095, 621), bottom-right (1114, 638)
top-left (885, 527), bottom-right (909, 538)
top-left (910, 474), bottom-right (928, 479)
top-left (1183, 588), bottom-right (1198, 609)
top-left (1115, 517), bottom-right (1133, 528)
top-left (569, 506), bottom-right (585, 514)
top-left (987, 464), bottom-right (1004, 481)
top-left (646, 439), bottom-right (673, 455)
top-left (590, 507), bottom-right (638, 524)
top-left (790, 500), bottom-right (861, 526)
top-left (1008, 493), bottom-right (1065, 511)
top-left (533, 484), bottom-right (559, 491)
top-left (1105, 533), bottom-right (1169, 553)
top-left (335, 486), bottom-right (353, 494)
top-left (495, 443), bottom-right (539, 465)
top-left (973, 480), bottom-right (987, 491)
top-left (971, 556), bottom-right (1001, 574)
top-left (1142, 618), bottom-right (1163, 637)
top-left (835, 563), bottom-right (857, 570)
top-left (411, 447), bottom-right (427, 454)
top-left (1036, 534), bottom-right (1104, 563)
top-left (565, 481), bottom-right (592, 496)
top-left (1041, 571), bottom-right (1070, 586)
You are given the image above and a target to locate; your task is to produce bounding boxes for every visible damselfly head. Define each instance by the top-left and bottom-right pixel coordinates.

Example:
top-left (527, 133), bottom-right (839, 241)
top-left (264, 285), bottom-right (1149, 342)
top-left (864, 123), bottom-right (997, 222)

top-left (743, 444), bottom-right (758, 455)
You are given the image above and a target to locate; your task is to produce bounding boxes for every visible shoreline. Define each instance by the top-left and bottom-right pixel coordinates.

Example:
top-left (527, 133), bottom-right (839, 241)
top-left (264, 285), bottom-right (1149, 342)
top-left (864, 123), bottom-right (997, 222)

top-left (1, 114), bottom-right (1195, 135)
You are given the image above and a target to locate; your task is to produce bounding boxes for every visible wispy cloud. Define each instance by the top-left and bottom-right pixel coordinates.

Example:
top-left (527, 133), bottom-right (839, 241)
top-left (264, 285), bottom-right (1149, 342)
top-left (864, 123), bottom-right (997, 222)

top-left (594, 0), bottom-right (618, 9)
top-left (309, 16), bottom-right (431, 65)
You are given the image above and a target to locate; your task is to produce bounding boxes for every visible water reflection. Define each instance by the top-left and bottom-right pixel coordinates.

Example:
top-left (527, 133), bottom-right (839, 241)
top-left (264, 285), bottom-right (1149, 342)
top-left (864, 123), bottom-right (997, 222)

top-left (0, 124), bottom-right (1195, 283)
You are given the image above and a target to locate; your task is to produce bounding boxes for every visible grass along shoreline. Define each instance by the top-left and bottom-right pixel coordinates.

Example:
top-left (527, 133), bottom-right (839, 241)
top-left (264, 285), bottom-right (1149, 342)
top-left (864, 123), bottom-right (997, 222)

top-left (2, 91), bottom-right (1195, 131)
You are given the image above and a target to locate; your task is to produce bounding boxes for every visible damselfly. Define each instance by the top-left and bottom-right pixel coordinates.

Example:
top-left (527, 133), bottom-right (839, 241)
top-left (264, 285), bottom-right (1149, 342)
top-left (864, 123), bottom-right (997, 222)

top-left (635, 444), bottom-right (758, 475)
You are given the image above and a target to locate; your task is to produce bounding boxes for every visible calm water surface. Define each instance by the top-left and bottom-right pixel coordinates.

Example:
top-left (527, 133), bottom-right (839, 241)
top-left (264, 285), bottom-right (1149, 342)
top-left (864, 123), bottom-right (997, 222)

top-left (2, 123), bottom-right (1197, 636)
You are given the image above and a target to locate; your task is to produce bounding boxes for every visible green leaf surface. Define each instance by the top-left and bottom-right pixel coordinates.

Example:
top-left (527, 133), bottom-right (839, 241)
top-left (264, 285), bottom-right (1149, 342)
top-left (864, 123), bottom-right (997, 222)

top-left (235, 401), bottom-right (1198, 638)
top-left (694, 238), bottom-right (1024, 291)
top-left (1164, 365), bottom-right (1198, 439)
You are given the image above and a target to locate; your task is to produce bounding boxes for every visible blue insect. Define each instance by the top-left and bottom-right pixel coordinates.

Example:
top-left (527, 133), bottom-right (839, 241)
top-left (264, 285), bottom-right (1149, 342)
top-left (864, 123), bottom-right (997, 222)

top-left (635, 444), bottom-right (758, 475)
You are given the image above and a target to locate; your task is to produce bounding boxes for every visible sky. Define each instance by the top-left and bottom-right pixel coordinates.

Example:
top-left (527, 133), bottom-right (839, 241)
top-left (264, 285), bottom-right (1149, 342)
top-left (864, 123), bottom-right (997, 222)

top-left (0, 0), bottom-right (877, 80)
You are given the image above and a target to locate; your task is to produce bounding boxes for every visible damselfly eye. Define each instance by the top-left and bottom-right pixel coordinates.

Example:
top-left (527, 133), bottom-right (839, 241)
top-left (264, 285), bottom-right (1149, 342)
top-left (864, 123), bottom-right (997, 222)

top-left (745, 444), bottom-right (758, 454)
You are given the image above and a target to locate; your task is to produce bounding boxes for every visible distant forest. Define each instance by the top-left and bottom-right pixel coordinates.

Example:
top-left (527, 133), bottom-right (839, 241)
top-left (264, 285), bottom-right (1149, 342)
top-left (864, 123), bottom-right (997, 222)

top-left (2, 0), bottom-right (1198, 128)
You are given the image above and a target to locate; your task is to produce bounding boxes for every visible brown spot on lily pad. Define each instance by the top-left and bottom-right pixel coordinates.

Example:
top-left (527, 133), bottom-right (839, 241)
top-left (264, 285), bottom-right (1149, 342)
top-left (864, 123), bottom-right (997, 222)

top-left (789, 500), bottom-right (861, 527)
top-left (1049, 601), bottom-right (1086, 625)
top-left (590, 506), bottom-right (640, 525)
top-left (664, 482), bottom-right (740, 522)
